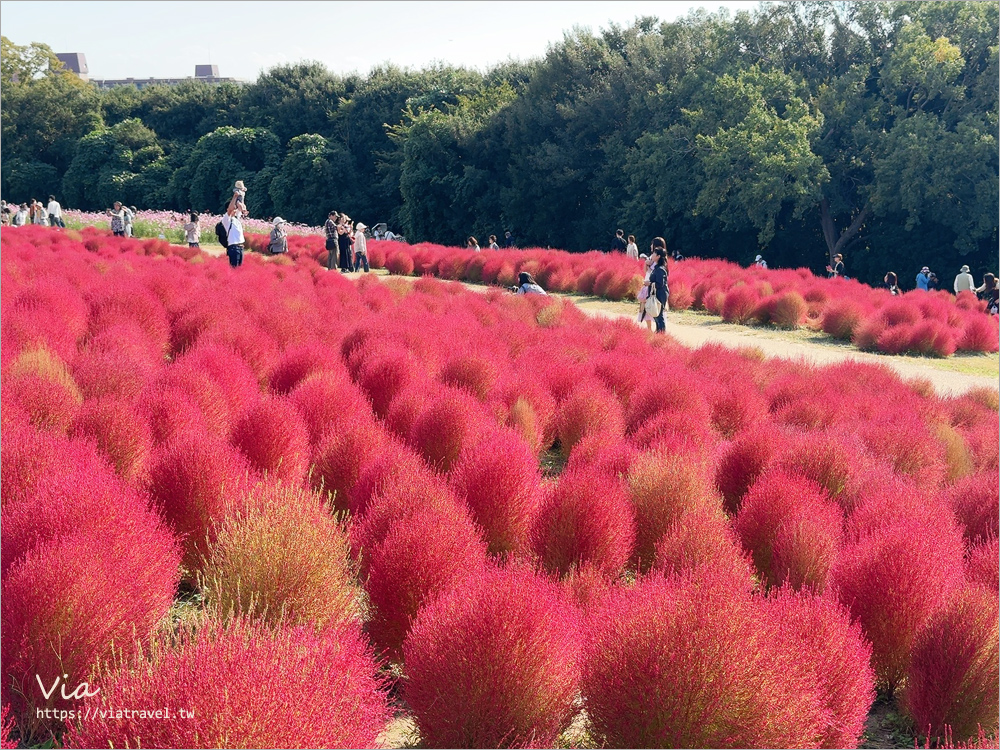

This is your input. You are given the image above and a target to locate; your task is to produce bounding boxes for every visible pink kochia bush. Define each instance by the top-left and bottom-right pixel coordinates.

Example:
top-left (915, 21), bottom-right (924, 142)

top-left (580, 569), bottom-right (849, 749)
top-left (230, 397), bottom-right (310, 485)
top-left (64, 619), bottom-right (390, 750)
top-left (902, 586), bottom-right (1000, 745)
top-left (403, 564), bottom-right (581, 748)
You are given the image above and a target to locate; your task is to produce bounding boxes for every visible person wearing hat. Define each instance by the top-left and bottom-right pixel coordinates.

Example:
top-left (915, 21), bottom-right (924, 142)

top-left (353, 222), bottom-right (370, 272)
top-left (954, 265), bottom-right (975, 294)
top-left (826, 253), bottom-right (845, 279)
top-left (268, 217), bottom-right (288, 254)
top-left (916, 266), bottom-right (932, 291)
top-left (754, 254), bottom-right (767, 269)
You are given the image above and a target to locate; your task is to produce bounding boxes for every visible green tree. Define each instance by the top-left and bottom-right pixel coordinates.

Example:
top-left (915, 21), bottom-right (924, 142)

top-left (269, 133), bottom-right (357, 225)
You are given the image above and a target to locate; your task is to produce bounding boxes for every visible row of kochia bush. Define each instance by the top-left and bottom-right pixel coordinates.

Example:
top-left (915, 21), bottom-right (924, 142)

top-left (2, 225), bottom-right (998, 749)
top-left (242, 230), bottom-right (1000, 358)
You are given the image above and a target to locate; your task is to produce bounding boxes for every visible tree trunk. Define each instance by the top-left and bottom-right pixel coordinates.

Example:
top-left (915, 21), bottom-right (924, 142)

top-left (820, 197), bottom-right (870, 267)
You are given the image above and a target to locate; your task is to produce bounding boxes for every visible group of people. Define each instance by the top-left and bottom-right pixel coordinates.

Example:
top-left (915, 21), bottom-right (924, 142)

top-left (324, 210), bottom-right (369, 273)
top-left (904, 265), bottom-right (999, 314)
top-left (635, 238), bottom-right (670, 334)
top-left (1, 197), bottom-right (65, 228)
top-left (106, 202), bottom-right (138, 237)
top-left (465, 232), bottom-right (519, 252)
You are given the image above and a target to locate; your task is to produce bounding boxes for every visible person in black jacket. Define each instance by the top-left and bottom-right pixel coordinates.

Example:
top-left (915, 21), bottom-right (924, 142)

top-left (611, 228), bottom-right (627, 253)
top-left (644, 238), bottom-right (669, 333)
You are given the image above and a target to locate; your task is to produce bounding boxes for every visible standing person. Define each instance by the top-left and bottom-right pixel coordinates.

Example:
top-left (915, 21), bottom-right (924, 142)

top-left (467, 236), bottom-right (481, 252)
top-left (515, 272), bottom-right (546, 295)
top-left (108, 201), bottom-right (126, 236)
top-left (353, 223), bottom-right (370, 272)
top-left (504, 230), bottom-right (515, 248)
top-left (488, 234), bottom-right (499, 250)
top-left (611, 228), bottom-right (627, 253)
top-left (954, 265), bottom-right (975, 294)
top-left (636, 251), bottom-right (657, 332)
top-left (183, 211), bottom-right (201, 248)
top-left (123, 205), bottom-right (135, 237)
top-left (927, 271), bottom-right (941, 292)
top-left (337, 215), bottom-right (354, 273)
top-left (324, 211), bottom-right (339, 271)
top-left (626, 234), bottom-right (639, 259)
top-left (754, 254), bottom-right (768, 269)
top-left (46, 195), bottom-right (64, 228)
top-left (0, 201), bottom-right (10, 226)
top-left (916, 266), bottom-right (932, 291)
top-left (645, 238), bottom-right (669, 333)
top-left (30, 199), bottom-right (48, 226)
top-left (976, 273), bottom-right (998, 315)
top-left (826, 253), bottom-right (845, 279)
top-left (883, 272), bottom-right (900, 295)
top-left (13, 203), bottom-right (28, 226)
top-left (268, 217), bottom-right (288, 254)
top-left (221, 190), bottom-right (246, 268)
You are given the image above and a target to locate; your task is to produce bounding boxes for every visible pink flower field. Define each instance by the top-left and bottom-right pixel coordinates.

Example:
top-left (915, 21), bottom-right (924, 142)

top-left (1, 225), bottom-right (998, 749)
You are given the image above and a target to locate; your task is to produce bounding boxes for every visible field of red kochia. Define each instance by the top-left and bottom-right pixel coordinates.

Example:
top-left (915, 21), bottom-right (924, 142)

top-left (2, 225), bottom-right (998, 749)
top-left (243, 230), bottom-right (999, 358)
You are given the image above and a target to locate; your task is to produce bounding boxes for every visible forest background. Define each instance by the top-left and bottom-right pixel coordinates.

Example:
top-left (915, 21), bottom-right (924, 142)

top-left (2, 1), bottom-right (997, 285)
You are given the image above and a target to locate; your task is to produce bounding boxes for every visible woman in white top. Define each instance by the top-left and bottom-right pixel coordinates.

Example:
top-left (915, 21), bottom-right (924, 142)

top-left (467, 236), bottom-right (481, 252)
top-left (626, 234), bottom-right (639, 259)
top-left (516, 272), bottom-right (546, 295)
top-left (353, 222), bottom-right (370, 272)
top-left (636, 252), bottom-right (657, 331)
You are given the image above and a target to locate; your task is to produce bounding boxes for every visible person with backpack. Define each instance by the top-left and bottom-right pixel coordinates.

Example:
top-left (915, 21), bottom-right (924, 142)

top-left (221, 190), bottom-right (247, 268)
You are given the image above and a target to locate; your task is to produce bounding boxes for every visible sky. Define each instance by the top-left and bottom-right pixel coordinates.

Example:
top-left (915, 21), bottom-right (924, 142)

top-left (1, 1), bottom-right (760, 82)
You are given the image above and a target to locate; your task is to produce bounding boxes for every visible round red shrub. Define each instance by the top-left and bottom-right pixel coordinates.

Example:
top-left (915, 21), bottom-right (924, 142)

top-left (556, 378), bottom-right (625, 457)
top-left (581, 569), bottom-right (828, 749)
top-left (721, 284), bottom-right (761, 324)
top-left (449, 428), bottom-right (543, 556)
top-left (385, 250), bottom-right (415, 275)
top-left (966, 537), bottom-right (999, 593)
top-left (959, 315), bottom-right (1000, 353)
top-left (531, 466), bottom-right (635, 577)
top-left (310, 418), bottom-right (391, 514)
top-left (734, 470), bottom-right (844, 592)
top-left (946, 473), bottom-right (1000, 544)
top-left (403, 564), bottom-right (581, 748)
top-left (63, 619), bottom-right (390, 750)
top-left (714, 423), bottom-right (787, 514)
top-left (346, 441), bottom-right (428, 517)
top-left (652, 506), bottom-right (755, 587)
top-left (439, 352), bottom-right (499, 401)
top-left (2, 521), bottom-right (179, 744)
top-left (230, 397), bottom-right (310, 485)
top-left (288, 370), bottom-right (372, 447)
top-left (365, 503), bottom-right (488, 661)
top-left (409, 386), bottom-right (488, 472)
top-left (831, 518), bottom-right (965, 693)
top-left (761, 586), bottom-right (876, 749)
top-left (769, 290), bottom-right (808, 329)
top-left (627, 448), bottom-right (717, 570)
top-left (69, 396), bottom-right (153, 484)
top-left (903, 586), bottom-right (999, 744)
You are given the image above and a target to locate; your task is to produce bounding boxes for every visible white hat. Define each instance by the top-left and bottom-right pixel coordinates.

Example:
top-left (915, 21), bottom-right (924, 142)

top-left (755, 255), bottom-right (762, 262)
top-left (921, 266), bottom-right (930, 273)
top-left (273, 216), bottom-right (286, 225)
top-left (356, 222), bottom-right (367, 231)
top-left (960, 265), bottom-right (970, 273)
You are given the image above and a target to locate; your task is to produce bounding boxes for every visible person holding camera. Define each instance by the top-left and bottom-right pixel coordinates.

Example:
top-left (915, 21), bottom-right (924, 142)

top-left (515, 272), bottom-right (546, 295)
top-left (222, 188), bottom-right (247, 268)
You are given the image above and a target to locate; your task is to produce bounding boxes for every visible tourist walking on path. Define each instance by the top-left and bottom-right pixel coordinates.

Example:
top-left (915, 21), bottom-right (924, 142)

top-left (916, 266), bottom-right (932, 291)
top-left (324, 211), bottom-right (339, 271)
top-left (626, 234), bottom-right (639, 259)
top-left (108, 202), bottom-right (126, 236)
top-left (338, 215), bottom-right (355, 272)
top-left (221, 191), bottom-right (246, 268)
top-left (183, 212), bottom-right (201, 248)
top-left (954, 265), bottom-right (975, 294)
top-left (467, 236), bottom-right (481, 252)
top-left (354, 223), bottom-right (370, 272)
top-left (611, 228), bottom-right (627, 253)
top-left (46, 195), bottom-right (64, 228)
top-left (504, 231), bottom-right (515, 248)
top-left (883, 272), bottom-right (900, 295)
top-left (488, 235), bottom-right (499, 250)
top-left (645, 238), bottom-right (669, 334)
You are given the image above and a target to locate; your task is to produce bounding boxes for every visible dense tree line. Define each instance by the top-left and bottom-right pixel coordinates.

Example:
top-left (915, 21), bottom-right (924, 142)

top-left (2, 2), bottom-right (997, 284)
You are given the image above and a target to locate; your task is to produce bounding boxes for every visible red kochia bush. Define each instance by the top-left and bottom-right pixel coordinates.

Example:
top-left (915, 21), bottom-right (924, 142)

top-left (64, 619), bottom-right (390, 750)
top-left (310, 418), bottom-right (391, 513)
top-left (822, 299), bottom-right (866, 340)
top-left (531, 466), bottom-right (635, 577)
top-left (403, 564), bottom-right (581, 748)
top-left (449, 428), bottom-right (543, 556)
top-left (2, 521), bottom-right (179, 743)
top-left (734, 470), bottom-right (844, 592)
top-left (761, 586), bottom-right (876, 749)
top-left (903, 586), bottom-right (1000, 744)
top-left (652, 506), bottom-right (755, 588)
top-left (69, 396), bottom-right (153, 484)
top-left (409, 386), bottom-right (488, 472)
top-left (363, 503), bottom-right (488, 661)
top-left (556, 379), bottom-right (626, 457)
top-left (581, 569), bottom-right (827, 749)
top-left (946, 473), bottom-right (1000, 544)
top-left (230, 397), bottom-right (310, 485)
top-left (831, 518), bottom-right (965, 693)
top-left (149, 431), bottom-right (258, 573)
top-left (714, 423), bottom-right (787, 514)
top-left (966, 537), bottom-right (1000, 593)
top-left (721, 283), bottom-right (761, 324)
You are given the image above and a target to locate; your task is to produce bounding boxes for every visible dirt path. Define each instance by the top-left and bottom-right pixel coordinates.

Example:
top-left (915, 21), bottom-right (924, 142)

top-left (190, 246), bottom-right (999, 397)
